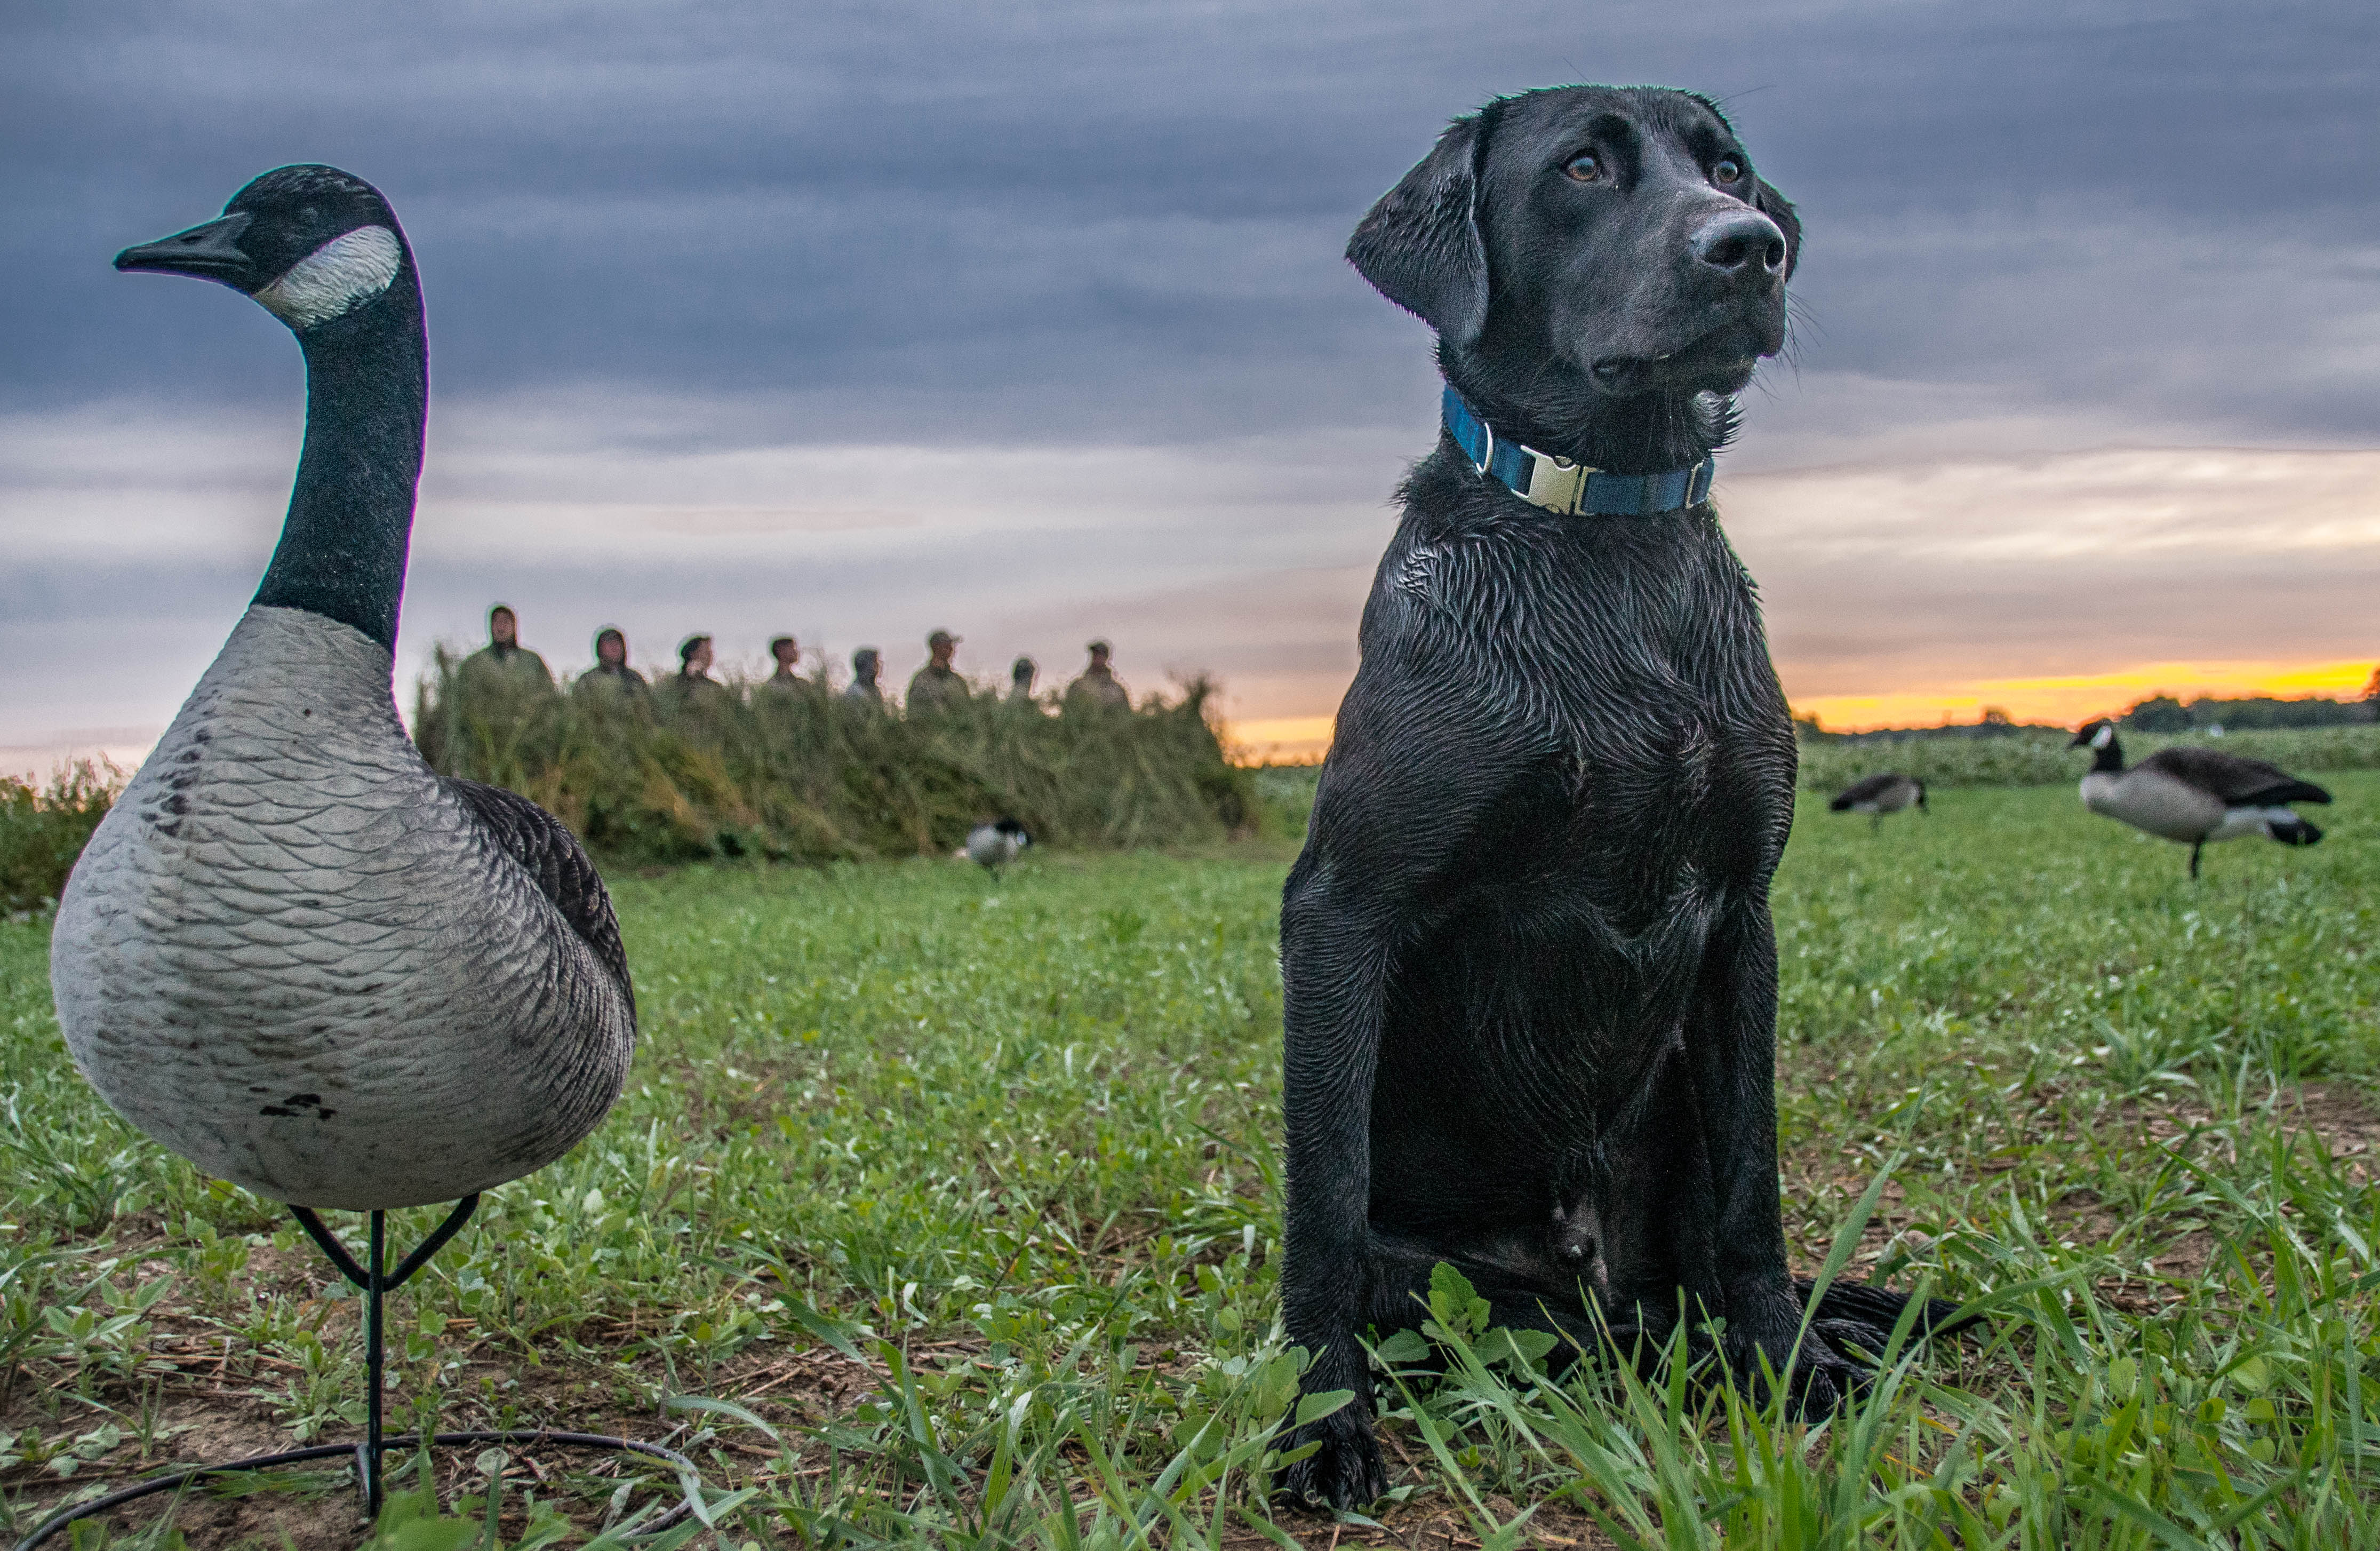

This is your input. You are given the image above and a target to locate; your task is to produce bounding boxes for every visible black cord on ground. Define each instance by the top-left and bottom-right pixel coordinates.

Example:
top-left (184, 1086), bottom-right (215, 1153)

top-left (15, 1198), bottom-right (712, 1551)
top-left (13, 1429), bottom-right (704, 1551)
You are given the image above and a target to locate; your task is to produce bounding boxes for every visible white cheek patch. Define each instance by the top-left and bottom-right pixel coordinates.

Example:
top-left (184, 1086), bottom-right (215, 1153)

top-left (2091, 724), bottom-right (2114, 749)
top-left (254, 225), bottom-right (403, 329)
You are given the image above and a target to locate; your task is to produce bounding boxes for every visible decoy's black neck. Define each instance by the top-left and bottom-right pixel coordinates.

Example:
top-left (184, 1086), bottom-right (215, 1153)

top-left (2089, 735), bottom-right (2125, 774)
top-left (251, 269), bottom-right (426, 654)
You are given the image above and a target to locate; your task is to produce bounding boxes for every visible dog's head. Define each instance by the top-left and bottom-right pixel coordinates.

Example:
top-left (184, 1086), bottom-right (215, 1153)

top-left (1351, 86), bottom-right (1798, 446)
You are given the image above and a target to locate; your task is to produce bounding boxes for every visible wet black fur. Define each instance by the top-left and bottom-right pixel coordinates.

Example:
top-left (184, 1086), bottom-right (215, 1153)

top-left (1279, 86), bottom-right (1956, 1510)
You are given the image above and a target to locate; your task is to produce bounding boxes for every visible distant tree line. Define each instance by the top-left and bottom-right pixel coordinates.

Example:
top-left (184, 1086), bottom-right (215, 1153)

top-left (2114, 689), bottom-right (2377, 734)
top-left (1794, 707), bottom-right (2065, 744)
top-left (1797, 670), bottom-right (2378, 745)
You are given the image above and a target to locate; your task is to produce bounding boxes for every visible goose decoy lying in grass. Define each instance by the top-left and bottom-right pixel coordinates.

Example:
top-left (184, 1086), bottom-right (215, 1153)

top-left (43, 167), bottom-right (642, 1522)
top-left (1828, 772), bottom-right (1927, 830)
top-left (964, 817), bottom-right (1031, 874)
top-left (2069, 719), bottom-right (2329, 879)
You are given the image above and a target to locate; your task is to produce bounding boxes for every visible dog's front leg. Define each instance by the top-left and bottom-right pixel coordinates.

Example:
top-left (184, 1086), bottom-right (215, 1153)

top-left (1687, 895), bottom-right (1873, 1410)
top-left (1273, 612), bottom-right (1514, 1508)
top-left (1276, 857), bottom-right (1395, 1510)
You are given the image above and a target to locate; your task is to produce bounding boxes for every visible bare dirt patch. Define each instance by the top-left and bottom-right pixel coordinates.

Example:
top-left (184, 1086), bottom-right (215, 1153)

top-left (2271, 1081), bottom-right (2380, 1183)
top-left (2106, 1080), bottom-right (2380, 1182)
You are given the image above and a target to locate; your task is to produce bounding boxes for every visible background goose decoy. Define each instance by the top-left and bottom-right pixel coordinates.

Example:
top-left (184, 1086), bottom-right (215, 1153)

top-left (965, 817), bottom-right (1031, 874)
top-left (38, 170), bottom-right (651, 1529)
top-left (2069, 718), bottom-right (2330, 879)
top-left (1828, 771), bottom-right (1927, 830)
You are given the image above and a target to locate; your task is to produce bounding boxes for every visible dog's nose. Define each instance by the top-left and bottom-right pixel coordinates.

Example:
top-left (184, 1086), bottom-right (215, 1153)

top-left (1691, 210), bottom-right (1787, 278)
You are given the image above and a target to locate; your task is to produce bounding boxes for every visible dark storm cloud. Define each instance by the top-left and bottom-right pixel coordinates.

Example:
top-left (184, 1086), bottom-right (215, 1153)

top-left (7, 2), bottom-right (2378, 762)
top-left (6, 0), bottom-right (2376, 444)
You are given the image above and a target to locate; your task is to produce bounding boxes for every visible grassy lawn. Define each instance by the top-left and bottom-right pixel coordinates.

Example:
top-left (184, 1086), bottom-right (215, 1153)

top-left (3, 776), bottom-right (2376, 1547)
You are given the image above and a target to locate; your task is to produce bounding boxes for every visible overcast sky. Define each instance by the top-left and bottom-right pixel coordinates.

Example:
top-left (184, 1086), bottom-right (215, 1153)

top-left (5, 0), bottom-right (2376, 767)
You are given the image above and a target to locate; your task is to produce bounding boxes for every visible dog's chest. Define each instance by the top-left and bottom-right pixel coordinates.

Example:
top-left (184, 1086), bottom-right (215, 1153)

top-left (1400, 510), bottom-right (1792, 889)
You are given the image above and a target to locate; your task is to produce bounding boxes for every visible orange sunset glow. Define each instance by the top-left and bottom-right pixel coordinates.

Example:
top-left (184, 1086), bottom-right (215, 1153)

top-left (1231, 659), bottom-right (2376, 761)
top-left (1789, 657), bottom-right (2377, 734)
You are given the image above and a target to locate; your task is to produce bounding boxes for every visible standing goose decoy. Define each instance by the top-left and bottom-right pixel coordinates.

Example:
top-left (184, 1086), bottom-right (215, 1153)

top-left (42, 167), bottom-right (642, 1529)
top-left (2069, 719), bottom-right (2329, 879)
top-left (964, 817), bottom-right (1031, 875)
top-left (1828, 771), bottom-right (1927, 831)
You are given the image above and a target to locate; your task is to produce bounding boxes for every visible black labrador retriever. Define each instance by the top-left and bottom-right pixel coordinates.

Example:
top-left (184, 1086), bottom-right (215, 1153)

top-left (1280, 85), bottom-right (1949, 1509)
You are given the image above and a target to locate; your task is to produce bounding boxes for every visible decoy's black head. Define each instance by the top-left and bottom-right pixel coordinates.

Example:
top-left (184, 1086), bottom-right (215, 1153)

top-left (114, 165), bottom-right (410, 333)
top-left (2070, 719), bottom-right (2118, 751)
top-left (994, 817), bottom-right (1029, 841)
top-left (1348, 85), bottom-right (1799, 412)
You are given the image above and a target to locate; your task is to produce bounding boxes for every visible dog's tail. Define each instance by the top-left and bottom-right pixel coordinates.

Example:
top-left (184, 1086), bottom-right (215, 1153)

top-left (1794, 1276), bottom-right (1979, 1339)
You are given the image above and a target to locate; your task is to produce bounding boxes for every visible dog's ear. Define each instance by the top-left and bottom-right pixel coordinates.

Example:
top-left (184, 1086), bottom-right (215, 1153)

top-left (1347, 112), bottom-right (1489, 349)
top-left (1753, 178), bottom-right (1801, 281)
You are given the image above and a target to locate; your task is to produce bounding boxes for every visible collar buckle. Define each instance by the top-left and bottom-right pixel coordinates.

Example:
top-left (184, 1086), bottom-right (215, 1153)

top-left (1441, 384), bottom-right (1715, 518)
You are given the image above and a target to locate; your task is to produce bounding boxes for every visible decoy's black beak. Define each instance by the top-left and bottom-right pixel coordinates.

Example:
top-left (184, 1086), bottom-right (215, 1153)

top-left (115, 212), bottom-right (258, 288)
top-left (2066, 728), bottom-right (2093, 748)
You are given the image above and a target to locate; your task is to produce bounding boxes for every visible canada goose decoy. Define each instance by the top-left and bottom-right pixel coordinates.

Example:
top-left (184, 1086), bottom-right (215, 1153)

top-left (1828, 772), bottom-right (1927, 831)
top-left (44, 166), bottom-right (641, 1527)
top-left (965, 817), bottom-right (1031, 874)
top-left (2069, 719), bottom-right (2329, 879)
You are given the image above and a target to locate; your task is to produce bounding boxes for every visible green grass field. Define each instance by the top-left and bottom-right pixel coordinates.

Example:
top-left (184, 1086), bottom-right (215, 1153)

top-left (3, 777), bottom-right (2375, 1548)
top-left (1791, 723), bottom-right (2380, 794)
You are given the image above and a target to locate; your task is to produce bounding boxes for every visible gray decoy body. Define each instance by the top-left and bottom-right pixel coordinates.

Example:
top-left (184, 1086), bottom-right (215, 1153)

top-left (51, 167), bottom-right (635, 1212)
top-left (964, 818), bottom-right (1031, 873)
top-left (1828, 772), bottom-right (1926, 830)
top-left (2069, 719), bottom-right (2328, 879)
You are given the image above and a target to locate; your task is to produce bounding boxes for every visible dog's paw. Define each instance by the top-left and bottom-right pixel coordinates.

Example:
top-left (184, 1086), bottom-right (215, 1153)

top-left (1780, 1335), bottom-right (1875, 1420)
top-left (1277, 1404), bottom-right (1388, 1512)
top-left (1730, 1285), bottom-right (1886, 1420)
top-left (1772, 1314), bottom-right (1913, 1420)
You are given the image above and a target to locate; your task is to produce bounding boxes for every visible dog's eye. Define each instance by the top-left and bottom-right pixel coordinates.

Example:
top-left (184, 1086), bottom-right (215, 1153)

top-left (1562, 152), bottom-right (1602, 183)
top-left (1712, 158), bottom-right (1744, 185)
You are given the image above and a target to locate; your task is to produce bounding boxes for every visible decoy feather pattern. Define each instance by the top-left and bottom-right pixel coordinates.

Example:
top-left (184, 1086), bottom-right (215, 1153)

top-left (51, 165), bottom-right (634, 1212)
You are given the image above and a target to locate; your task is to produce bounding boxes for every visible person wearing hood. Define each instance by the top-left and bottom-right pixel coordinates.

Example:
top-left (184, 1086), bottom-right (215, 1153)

top-left (1007, 655), bottom-right (1041, 710)
top-left (571, 626), bottom-right (649, 707)
top-left (457, 605), bottom-right (555, 698)
top-left (843, 647), bottom-right (886, 709)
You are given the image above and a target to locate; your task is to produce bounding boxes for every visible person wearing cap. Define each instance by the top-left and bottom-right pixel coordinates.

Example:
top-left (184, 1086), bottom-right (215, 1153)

top-left (1065, 639), bottom-right (1130, 712)
top-left (571, 626), bottom-right (650, 707)
top-left (457, 605), bottom-right (556, 699)
top-left (906, 629), bottom-right (970, 714)
top-left (663, 633), bottom-right (734, 718)
top-left (1006, 655), bottom-right (1040, 709)
top-left (842, 647), bottom-right (886, 709)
